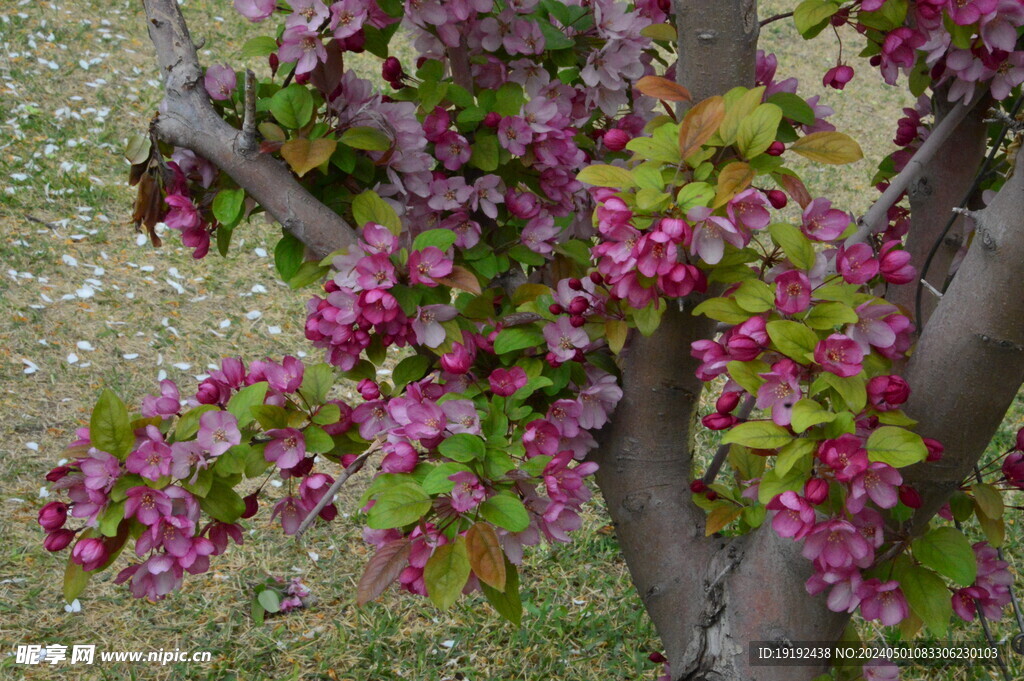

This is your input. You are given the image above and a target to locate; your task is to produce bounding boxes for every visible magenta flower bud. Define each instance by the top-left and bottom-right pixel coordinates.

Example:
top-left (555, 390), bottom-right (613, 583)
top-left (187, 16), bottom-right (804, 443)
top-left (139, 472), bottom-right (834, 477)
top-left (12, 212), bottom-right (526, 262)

top-left (766, 189), bottom-right (788, 209)
top-left (804, 478), bottom-right (829, 505)
top-left (602, 128), bottom-right (631, 151)
top-left (649, 651), bottom-right (668, 664)
top-left (923, 438), bottom-right (944, 462)
top-left (44, 529), bottom-right (76, 552)
top-left (823, 64), bottom-right (855, 90)
top-left (357, 379), bottom-right (380, 400)
top-left (268, 52), bottom-right (279, 75)
top-left (569, 315), bottom-right (586, 328)
top-left (381, 56), bottom-right (404, 82)
top-left (1003, 452), bottom-right (1024, 489)
top-left (879, 241), bottom-right (915, 285)
top-left (71, 537), bottom-right (109, 571)
top-left (1016, 426), bottom-right (1024, 451)
top-left (766, 141), bottom-right (785, 156)
top-left (46, 465), bottom-right (71, 483)
top-left (483, 111), bottom-right (502, 128)
top-left (589, 271), bottom-right (604, 285)
top-left (241, 493), bottom-right (259, 519)
top-left (440, 343), bottom-right (473, 374)
top-left (867, 375), bottom-right (910, 411)
top-left (898, 485), bottom-right (922, 508)
top-left (38, 502), bottom-right (68, 531)
top-left (702, 412), bottom-right (737, 430)
top-left (725, 334), bottom-right (761, 362)
top-left (195, 378), bottom-right (222, 405)
top-left (568, 278), bottom-right (583, 291)
top-left (489, 367), bottom-right (528, 396)
top-left (569, 297), bottom-right (589, 315)
top-left (716, 391), bottom-right (741, 414)
top-left (549, 303), bottom-right (564, 315)
top-left (706, 491), bottom-right (719, 501)
top-left (295, 71), bottom-right (310, 85)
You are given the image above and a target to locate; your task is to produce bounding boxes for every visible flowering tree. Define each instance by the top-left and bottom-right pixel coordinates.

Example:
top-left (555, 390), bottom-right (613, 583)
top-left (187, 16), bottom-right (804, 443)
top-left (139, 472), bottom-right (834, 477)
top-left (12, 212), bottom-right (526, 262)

top-left (37, 0), bottom-right (1024, 678)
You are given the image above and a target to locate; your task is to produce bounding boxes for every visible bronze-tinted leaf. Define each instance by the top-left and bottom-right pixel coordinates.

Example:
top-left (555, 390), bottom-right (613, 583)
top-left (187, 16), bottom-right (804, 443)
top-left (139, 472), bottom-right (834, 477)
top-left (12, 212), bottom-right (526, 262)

top-left (356, 538), bottom-right (412, 605)
top-left (635, 75), bottom-right (691, 102)
top-left (678, 96), bottom-right (725, 160)
top-left (435, 265), bottom-right (482, 295)
top-left (466, 522), bottom-right (506, 591)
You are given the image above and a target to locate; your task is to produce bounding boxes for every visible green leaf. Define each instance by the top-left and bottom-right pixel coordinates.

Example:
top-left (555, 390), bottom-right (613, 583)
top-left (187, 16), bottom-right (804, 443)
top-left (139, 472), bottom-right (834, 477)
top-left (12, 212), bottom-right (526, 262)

top-left (270, 84), bottom-right (314, 129)
top-left (392, 354), bottom-right (432, 389)
top-left (422, 462), bottom-right (473, 494)
top-left (576, 164), bottom-right (636, 189)
top-left (692, 297), bottom-right (754, 324)
top-left (758, 455), bottom-right (813, 504)
top-left (274, 232), bottom-right (305, 281)
top-left (775, 438), bottom-right (817, 477)
top-left (298, 363), bottom-right (334, 406)
top-left (794, 0), bottom-right (839, 38)
top-left (469, 133), bottom-right (500, 172)
top-left (494, 82), bottom-right (525, 116)
top-left (312, 403), bottom-right (341, 426)
top-left (866, 426), bottom-right (927, 468)
top-left (352, 190), bottom-right (402, 235)
top-left (97, 499), bottom-right (126, 537)
top-left (634, 301), bottom-right (664, 337)
top-left (212, 188), bottom-right (245, 228)
top-left (767, 222), bottom-right (816, 270)
top-left (896, 564), bottom-right (952, 637)
top-left (736, 103), bottom-right (783, 159)
top-left (226, 382), bottom-right (268, 427)
top-left (766, 320), bottom-right (819, 362)
top-left (493, 326), bottom-right (545, 355)
top-left (817, 372), bottom-right (867, 413)
top-left (64, 534), bottom-right (96, 602)
top-left (480, 492), bottom-right (531, 532)
top-left (911, 527), bottom-right (977, 587)
top-left (199, 479), bottom-right (247, 523)
top-left (721, 421), bottom-right (793, 450)
top-left (303, 426), bottom-right (334, 454)
top-left (726, 359), bottom-right (769, 395)
top-left (340, 126), bottom-right (391, 151)
top-left (439, 433), bottom-right (486, 462)
top-left (367, 482), bottom-right (432, 529)
top-left (767, 92), bottom-right (816, 126)
top-left (213, 444), bottom-right (250, 476)
top-left (424, 537), bottom-right (472, 610)
top-left (719, 86), bottom-right (765, 145)
top-left (412, 229), bottom-right (457, 252)
top-left (733, 279), bottom-right (774, 313)
top-left (258, 589), bottom-right (281, 614)
top-left (537, 20), bottom-right (575, 50)
top-left (480, 559), bottom-right (522, 625)
top-left (972, 483), bottom-right (1004, 519)
top-left (174, 404), bottom-right (219, 440)
top-left (90, 389), bottom-right (133, 459)
top-left (241, 36), bottom-right (278, 58)
top-left (790, 399), bottom-right (835, 434)
top-left (804, 302), bottom-right (858, 330)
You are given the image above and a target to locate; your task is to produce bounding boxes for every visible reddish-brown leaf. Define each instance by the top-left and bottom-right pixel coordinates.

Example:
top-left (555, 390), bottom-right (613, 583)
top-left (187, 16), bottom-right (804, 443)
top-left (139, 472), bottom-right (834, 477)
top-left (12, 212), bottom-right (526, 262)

top-left (678, 96), bottom-right (725, 160)
top-left (635, 75), bottom-right (691, 103)
top-left (777, 173), bottom-right (812, 209)
top-left (713, 161), bottom-right (755, 208)
top-left (465, 522), bottom-right (506, 591)
top-left (280, 138), bottom-right (337, 178)
top-left (435, 265), bottom-right (483, 295)
top-left (356, 538), bottom-right (411, 605)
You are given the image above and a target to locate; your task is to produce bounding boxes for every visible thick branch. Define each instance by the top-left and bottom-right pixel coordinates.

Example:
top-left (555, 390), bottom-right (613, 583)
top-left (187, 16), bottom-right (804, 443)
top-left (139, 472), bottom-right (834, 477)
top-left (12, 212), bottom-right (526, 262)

top-left (143, 0), bottom-right (356, 259)
top-left (296, 439), bottom-right (383, 537)
top-left (902, 149), bottom-right (1024, 529)
top-left (887, 96), bottom-right (987, 325)
top-left (847, 99), bottom-right (975, 246)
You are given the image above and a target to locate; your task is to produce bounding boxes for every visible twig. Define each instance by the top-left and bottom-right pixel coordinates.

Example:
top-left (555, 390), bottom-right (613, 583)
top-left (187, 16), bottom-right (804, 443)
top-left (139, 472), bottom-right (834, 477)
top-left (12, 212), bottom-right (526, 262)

top-left (919, 278), bottom-right (943, 299)
top-left (447, 37), bottom-right (474, 94)
top-left (24, 214), bottom-right (61, 230)
top-left (142, 0), bottom-right (356, 259)
top-left (295, 438), bottom-right (384, 538)
top-left (239, 69), bottom-right (257, 155)
top-left (759, 11), bottom-right (793, 27)
top-left (702, 395), bottom-right (756, 485)
top-left (847, 99), bottom-right (975, 246)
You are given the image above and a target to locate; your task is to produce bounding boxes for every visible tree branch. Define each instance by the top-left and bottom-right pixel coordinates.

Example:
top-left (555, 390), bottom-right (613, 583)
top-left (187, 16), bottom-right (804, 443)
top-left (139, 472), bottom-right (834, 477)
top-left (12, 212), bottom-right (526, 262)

top-left (901, 148), bottom-right (1024, 530)
top-left (846, 98), bottom-right (976, 246)
top-left (143, 0), bottom-right (356, 259)
top-left (702, 395), bottom-right (755, 485)
top-left (295, 438), bottom-right (384, 538)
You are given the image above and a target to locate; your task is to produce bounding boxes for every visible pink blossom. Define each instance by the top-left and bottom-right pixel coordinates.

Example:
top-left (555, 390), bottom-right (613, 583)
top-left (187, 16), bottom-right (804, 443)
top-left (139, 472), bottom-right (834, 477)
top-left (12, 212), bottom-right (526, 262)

top-left (380, 441), bottom-right (419, 473)
top-left (946, 0), bottom-right (998, 25)
top-left (802, 519), bottom-right (874, 569)
top-left (952, 586), bottom-right (990, 622)
top-left (196, 410), bottom-right (241, 457)
top-left (115, 554), bottom-right (183, 600)
top-left (330, 0), bottom-right (367, 39)
top-left (264, 428), bottom-right (306, 470)
top-left (71, 537), bottom-right (109, 571)
top-left (768, 491), bottom-right (816, 539)
top-left (862, 658), bottom-right (899, 681)
top-left (126, 426), bottom-right (174, 481)
top-left (408, 247), bottom-right (453, 286)
top-left (234, 0), bottom-right (276, 22)
top-left (836, 243), bottom-right (879, 284)
top-left (272, 497), bottom-right (310, 535)
top-left (521, 214), bottom-right (560, 255)
top-left (857, 579), bottom-right (909, 626)
top-left (489, 367), bottom-right (528, 396)
top-left (823, 65), bottom-right (854, 90)
top-left (412, 304), bottom-right (457, 347)
top-left (498, 116), bottom-right (533, 155)
top-left (814, 334), bottom-right (864, 378)
top-left (867, 375), bottom-right (910, 411)
top-left (523, 419), bottom-right (561, 458)
top-left (204, 65), bottom-right (236, 101)
top-left (727, 189), bottom-right (771, 232)
top-left (801, 198), bottom-right (850, 242)
top-left (818, 435), bottom-right (869, 481)
top-left (278, 25), bottom-right (327, 76)
top-left (847, 462), bottom-right (903, 513)
top-left (774, 270), bottom-right (811, 315)
top-left (878, 240), bottom-right (915, 284)
top-left (543, 317), bottom-right (589, 362)
top-left (449, 472), bottom-right (486, 512)
top-left (141, 379), bottom-right (181, 418)
top-left (435, 131), bottom-right (472, 171)
top-left (687, 205), bottom-right (745, 265)
top-left (756, 358), bottom-right (802, 426)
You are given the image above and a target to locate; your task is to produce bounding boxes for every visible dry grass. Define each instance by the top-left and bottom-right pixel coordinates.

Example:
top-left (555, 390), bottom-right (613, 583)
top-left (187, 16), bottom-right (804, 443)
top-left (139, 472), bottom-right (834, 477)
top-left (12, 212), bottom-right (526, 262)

top-left (0, 1), bottom-right (1019, 680)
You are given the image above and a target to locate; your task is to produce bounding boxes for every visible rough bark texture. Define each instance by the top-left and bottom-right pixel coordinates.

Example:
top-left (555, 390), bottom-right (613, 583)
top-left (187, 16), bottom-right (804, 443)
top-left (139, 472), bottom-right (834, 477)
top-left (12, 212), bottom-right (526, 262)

top-left (144, 0), bottom-right (355, 259)
top-left (887, 97), bottom-right (987, 323)
top-left (901, 149), bottom-right (1024, 527)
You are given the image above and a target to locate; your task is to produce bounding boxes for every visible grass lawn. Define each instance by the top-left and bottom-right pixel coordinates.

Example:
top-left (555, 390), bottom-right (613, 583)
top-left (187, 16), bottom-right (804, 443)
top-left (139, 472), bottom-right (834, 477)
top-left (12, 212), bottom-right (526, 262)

top-left (0, 1), bottom-right (1020, 679)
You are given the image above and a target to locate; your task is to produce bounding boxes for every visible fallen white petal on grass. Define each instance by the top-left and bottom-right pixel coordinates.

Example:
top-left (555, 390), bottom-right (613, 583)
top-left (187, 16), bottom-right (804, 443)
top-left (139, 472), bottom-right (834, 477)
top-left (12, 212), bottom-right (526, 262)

top-left (254, 247), bottom-right (267, 257)
top-left (165, 278), bottom-right (185, 294)
top-left (123, 353), bottom-right (139, 360)
top-left (66, 353), bottom-right (78, 364)
top-left (172, 362), bottom-right (191, 371)
top-left (75, 285), bottom-right (94, 298)
top-left (61, 254), bottom-right (78, 266)
top-left (22, 359), bottom-right (39, 374)
top-left (25, 442), bottom-right (39, 451)
top-left (64, 599), bottom-right (82, 613)
top-left (219, 319), bottom-right (231, 329)
top-left (39, 487), bottom-right (50, 498)
top-left (268, 326), bottom-right (281, 335)
top-left (76, 340), bottom-right (94, 351)
top-left (245, 310), bottom-right (262, 320)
